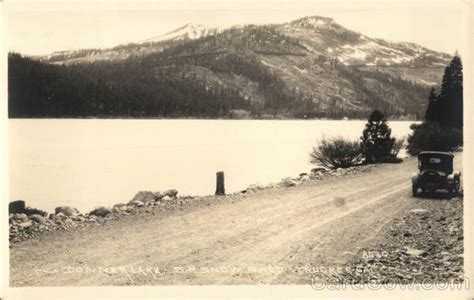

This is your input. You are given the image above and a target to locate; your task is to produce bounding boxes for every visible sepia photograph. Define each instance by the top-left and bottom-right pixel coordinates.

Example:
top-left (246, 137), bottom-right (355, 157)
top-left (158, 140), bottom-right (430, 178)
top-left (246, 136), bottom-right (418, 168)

top-left (2, 0), bottom-right (472, 295)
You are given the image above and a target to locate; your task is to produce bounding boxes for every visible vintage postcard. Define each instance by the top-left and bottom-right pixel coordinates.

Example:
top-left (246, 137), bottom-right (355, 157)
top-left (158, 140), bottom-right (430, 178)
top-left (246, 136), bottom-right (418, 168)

top-left (1, 0), bottom-right (472, 298)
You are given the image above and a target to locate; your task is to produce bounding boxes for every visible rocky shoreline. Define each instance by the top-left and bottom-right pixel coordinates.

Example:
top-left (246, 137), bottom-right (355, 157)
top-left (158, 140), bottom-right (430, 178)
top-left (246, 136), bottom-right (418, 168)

top-left (9, 163), bottom-right (380, 243)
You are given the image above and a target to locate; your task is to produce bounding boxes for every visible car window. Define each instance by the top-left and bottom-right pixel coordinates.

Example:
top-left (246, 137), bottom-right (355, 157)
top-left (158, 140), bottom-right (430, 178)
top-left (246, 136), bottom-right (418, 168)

top-left (429, 158), bottom-right (441, 164)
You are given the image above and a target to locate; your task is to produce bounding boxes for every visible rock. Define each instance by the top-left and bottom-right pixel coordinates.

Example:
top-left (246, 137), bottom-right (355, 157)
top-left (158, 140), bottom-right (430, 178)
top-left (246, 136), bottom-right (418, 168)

top-left (9, 200), bottom-right (26, 214)
top-left (113, 203), bottom-right (127, 210)
top-left (246, 184), bottom-right (264, 192)
top-left (29, 214), bottom-right (47, 224)
top-left (163, 189), bottom-right (178, 198)
top-left (311, 167), bottom-right (328, 173)
top-left (130, 191), bottom-right (156, 204)
top-left (89, 207), bottom-right (111, 217)
top-left (299, 174), bottom-right (311, 182)
top-left (161, 195), bottom-right (173, 201)
top-left (24, 207), bottom-right (48, 217)
top-left (13, 213), bottom-right (29, 222)
top-left (280, 177), bottom-right (297, 187)
top-left (310, 172), bottom-right (324, 180)
top-left (299, 172), bottom-right (308, 177)
top-left (154, 191), bottom-right (164, 200)
top-left (405, 248), bottom-right (428, 257)
top-left (73, 215), bottom-right (86, 222)
top-left (54, 212), bottom-right (67, 219)
top-left (129, 200), bottom-right (145, 207)
top-left (18, 220), bottom-right (33, 228)
top-left (63, 219), bottom-right (76, 227)
top-left (55, 206), bottom-right (80, 217)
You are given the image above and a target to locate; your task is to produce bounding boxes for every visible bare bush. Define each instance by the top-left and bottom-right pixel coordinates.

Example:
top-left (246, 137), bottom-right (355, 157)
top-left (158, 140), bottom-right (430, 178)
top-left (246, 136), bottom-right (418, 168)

top-left (310, 137), bottom-right (362, 169)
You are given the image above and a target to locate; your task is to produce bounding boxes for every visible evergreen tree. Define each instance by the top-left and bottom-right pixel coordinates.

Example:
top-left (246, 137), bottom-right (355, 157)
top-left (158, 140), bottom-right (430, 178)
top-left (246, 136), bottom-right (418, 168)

top-left (424, 87), bottom-right (439, 122)
top-left (360, 110), bottom-right (395, 163)
top-left (437, 54), bottom-right (463, 129)
top-left (425, 54), bottom-right (463, 129)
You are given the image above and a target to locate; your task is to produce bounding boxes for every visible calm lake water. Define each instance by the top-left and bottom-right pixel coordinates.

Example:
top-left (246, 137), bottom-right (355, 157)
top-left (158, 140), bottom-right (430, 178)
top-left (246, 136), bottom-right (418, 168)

top-left (9, 119), bottom-right (416, 212)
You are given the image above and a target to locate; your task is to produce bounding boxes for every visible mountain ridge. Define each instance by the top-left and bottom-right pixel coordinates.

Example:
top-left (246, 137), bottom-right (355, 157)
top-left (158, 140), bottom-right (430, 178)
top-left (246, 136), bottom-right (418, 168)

top-left (11, 15), bottom-right (453, 119)
top-left (39, 16), bottom-right (450, 68)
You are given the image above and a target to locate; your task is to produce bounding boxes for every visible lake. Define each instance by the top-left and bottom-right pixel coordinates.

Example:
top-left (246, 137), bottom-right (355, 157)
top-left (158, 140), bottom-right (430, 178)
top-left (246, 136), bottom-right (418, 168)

top-left (9, 119), bottom-right (416, 213)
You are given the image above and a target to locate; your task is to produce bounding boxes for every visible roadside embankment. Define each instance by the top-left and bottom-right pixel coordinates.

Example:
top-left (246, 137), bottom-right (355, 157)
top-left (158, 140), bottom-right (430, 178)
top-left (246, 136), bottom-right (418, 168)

top-left (331, 195), bottom-right (463, 284)
top-left (9, 163), bottom-right (379, 243)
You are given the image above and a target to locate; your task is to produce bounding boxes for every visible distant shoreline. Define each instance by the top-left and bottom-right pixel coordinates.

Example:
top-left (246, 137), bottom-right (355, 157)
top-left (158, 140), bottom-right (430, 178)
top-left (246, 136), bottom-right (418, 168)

top-left (8, 117), bottom-right (420, 122)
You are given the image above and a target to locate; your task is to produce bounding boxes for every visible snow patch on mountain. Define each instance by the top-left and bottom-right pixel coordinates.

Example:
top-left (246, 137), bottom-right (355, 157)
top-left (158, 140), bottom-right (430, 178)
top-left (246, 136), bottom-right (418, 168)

top-left (291, 16), bottom-right (334, 28)
top-left (142, 23), bottom-right (218, 43)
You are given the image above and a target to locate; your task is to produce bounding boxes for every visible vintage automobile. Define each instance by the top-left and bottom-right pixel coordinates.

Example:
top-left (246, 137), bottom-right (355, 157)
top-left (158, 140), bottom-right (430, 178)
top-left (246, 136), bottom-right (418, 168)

top-left (412, 151), bottom-right (461, 197)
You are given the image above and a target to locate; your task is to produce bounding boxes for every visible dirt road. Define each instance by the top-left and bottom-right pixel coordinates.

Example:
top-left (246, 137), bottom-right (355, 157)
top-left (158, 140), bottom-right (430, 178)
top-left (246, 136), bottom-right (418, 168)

top-left (10, 154), bottom-right (463, 286)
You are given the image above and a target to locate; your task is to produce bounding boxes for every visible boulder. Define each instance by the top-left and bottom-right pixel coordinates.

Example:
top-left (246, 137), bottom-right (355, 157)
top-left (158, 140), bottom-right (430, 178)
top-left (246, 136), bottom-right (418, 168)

top-left (299, 174), bottom-right (311, 182)
top-left (13, 213), bottom-right (29, 222)
top-left (113, 203), bottom-right (129, 211)
top-left (163, 189), bottom-right (178, 198)
top-left (130, 191), bottom-right (156, 204)
top-left (29, 214), bottom-right (47, 224)
top-left (280, 177), bottom-right (298, 187)
top-left (161, 195), bottom-right (173, 201)
top-left (63, 219), bottom-right (76, 227)
top-left (9, 200), bottom-right (26, 214)
top-left (154, 191), bottom-right (164, 200)
top-left (129, 200), bottom-right (145, 207)
top-left (55, 206), bottom-right (80, 217)
top-left (310, 172), bottom-right (324, 180)
top-left (311, 167), bottom-right (328, 173)
top-left (56, 212), bottom-right (66, 218)
top-left (24, 207), bottom-right (48, 217)
top-left (18, 220), bottom-right (33, 229)
top-left (246, 184), bottom-right (263, 192)
top-left (73, 215), bottom-right (86, 222)
top-left (89, 207), bottom-right (111, 217)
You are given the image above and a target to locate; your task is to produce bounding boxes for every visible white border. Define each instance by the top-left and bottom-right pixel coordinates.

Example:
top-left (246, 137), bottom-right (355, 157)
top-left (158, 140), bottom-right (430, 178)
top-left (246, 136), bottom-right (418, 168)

top-left (1, 0), bottom-right (473, 298)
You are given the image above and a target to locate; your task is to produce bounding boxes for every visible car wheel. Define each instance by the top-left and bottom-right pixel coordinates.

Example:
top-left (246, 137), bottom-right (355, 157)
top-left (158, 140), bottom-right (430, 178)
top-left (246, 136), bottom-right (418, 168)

top-left (453, 181), bottom-right (461, 196)
top-left (412, 185), bottom-right (418, 197)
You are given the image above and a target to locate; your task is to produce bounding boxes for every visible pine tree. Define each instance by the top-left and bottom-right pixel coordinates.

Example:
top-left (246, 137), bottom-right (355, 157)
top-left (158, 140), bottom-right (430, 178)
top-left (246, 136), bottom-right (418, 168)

top-left (424, 87), bottom-right (439, 122)
top-left (436, 53), bottom-right (463, 129)
top-left (360, 110), bottom-right (395, 164)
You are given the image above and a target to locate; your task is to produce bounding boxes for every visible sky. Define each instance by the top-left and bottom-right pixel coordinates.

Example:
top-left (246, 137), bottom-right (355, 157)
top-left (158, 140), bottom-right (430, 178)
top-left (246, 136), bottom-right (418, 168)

top-left (4, 0), bottom-right (470, 56)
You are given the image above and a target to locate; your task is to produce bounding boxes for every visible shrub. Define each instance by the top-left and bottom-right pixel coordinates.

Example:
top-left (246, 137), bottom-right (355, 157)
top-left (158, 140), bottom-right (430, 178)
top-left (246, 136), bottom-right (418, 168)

top-left (310, 137), bottom-right (362, 169)
top-left (407, 122), bottom-right (463, 156)
top-left (377, 137), bottom-right (404, 164)
top-left (360, 110), bottom-right (395, 163)
top-left (390, 138), bottom-right (405, 158)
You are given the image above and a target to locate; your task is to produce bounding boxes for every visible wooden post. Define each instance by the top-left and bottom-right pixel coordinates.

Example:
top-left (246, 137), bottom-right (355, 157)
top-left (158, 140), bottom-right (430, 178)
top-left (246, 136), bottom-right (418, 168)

top-left (215, 171), bottom-right (225, 195)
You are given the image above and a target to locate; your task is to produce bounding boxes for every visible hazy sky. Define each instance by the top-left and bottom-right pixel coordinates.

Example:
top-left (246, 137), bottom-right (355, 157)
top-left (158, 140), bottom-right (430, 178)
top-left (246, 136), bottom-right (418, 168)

top-left (5, 0), bottom-right (469, 56)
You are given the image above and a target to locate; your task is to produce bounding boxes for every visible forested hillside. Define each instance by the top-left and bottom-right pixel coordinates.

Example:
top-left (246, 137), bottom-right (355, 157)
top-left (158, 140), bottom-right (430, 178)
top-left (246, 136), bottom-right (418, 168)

top-left (9, 16), bottom-right (450, 119)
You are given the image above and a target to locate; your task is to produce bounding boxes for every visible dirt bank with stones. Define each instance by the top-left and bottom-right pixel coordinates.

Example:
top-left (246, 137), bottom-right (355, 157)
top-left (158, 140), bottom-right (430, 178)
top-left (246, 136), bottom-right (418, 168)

top-left (328, 195), bottom-right (463, 284)
top-left (9, 164), bottom-right (378, 243)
